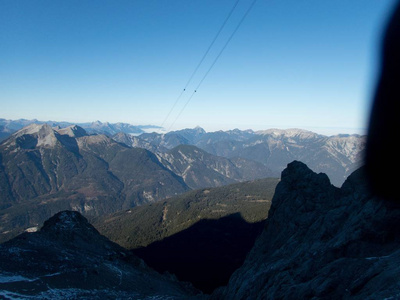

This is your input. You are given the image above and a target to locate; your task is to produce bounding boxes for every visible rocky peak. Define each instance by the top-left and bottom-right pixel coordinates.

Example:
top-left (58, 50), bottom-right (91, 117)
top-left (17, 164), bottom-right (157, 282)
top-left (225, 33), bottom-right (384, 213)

top-left (213, 161), bottom-right (400, 299)
top-left (14, 123), bottom-right (45, 136)
top-left (76, 134), bottom-right (114, 150)
top-left (256, 128), bottom-right (321, 140)
top-left (268, 161), bottom-right (337, 221)
top-left (194, 126), bottom-right (206, 133)
top-left (40, 210), bottom-right (99, 239)
top-left (92, 120), bottom-right (103, 126)
top-left (5, 123), bottom-right (59, 149)
top-left (38, 211), bottom-right (124, 256)
top-left (56, 125), bottom-right (87, 138)
top-left (280, 160), bottom-right (331, 187)
top-left (0, 210), bottom-right (199, 299)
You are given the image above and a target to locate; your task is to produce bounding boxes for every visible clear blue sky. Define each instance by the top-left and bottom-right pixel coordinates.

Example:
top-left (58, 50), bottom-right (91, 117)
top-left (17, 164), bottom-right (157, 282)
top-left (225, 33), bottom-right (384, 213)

top-left (1, 0), bottom-right (397, 135)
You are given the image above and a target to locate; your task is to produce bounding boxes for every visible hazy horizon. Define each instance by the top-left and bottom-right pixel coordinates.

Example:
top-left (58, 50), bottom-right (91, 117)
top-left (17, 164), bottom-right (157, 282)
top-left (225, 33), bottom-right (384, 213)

top-left (0, 116), bottom-right (367, 136)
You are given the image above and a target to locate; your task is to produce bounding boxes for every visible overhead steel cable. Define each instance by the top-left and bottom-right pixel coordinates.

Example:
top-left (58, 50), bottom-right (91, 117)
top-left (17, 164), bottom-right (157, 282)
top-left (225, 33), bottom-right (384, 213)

top-left (166, 89), bottom-right (197, 132)
top-left (195, 0), bottom-right (258, 92)
top-left (159, 88), bottom-right (185, 129)
top-left (160, 0), bottom-right (241, 129)
top-left (168, 0), bottom-right (258, 131)
top-left (182, 0), bottom-right (241, 91)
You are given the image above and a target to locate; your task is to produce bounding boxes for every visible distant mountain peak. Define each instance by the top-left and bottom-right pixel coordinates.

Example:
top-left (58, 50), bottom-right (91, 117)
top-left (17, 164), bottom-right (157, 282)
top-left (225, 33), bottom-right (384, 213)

top-left (7, 123), bottom-right (59, 149)
top-left (77, 133), bottom-right (113, 148)
top-left (194, 126), bottom-right (206, 132)
top-left (173, 126), bottom-right (206, 136)
top-left (14, 123), bottom-right (49, 135)
top-left (257, 128), bottom-right (319, 137)
top-left (254, 128), bottom-right (323, 142)
top-left (36, 125), bottom-right (58, 147)
top-left (56, 125), bottom-right (87, 138)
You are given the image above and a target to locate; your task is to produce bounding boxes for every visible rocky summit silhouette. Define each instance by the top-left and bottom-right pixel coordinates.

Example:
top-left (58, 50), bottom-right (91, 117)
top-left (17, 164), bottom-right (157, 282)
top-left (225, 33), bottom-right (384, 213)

top-left (211, 161), bottom-right (400, 299)
top-left (0, 210), bottom-right (201, 299)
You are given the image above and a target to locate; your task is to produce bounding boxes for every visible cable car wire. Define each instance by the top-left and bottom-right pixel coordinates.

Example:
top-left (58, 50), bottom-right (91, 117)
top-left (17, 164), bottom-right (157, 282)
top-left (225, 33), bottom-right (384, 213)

top-left (160, 0), bottom-right (241, 129)
top-left (168, 0), bottom-right (258, 131)
top-left (182, 0), bottom-right (241, 92)
top-left (194, 0), bottom-right (257, 92)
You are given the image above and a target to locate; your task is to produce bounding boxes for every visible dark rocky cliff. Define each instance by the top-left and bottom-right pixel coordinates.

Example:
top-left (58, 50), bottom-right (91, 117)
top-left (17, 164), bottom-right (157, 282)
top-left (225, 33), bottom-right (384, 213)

top-left (212, 161), bottom-right (400, 299)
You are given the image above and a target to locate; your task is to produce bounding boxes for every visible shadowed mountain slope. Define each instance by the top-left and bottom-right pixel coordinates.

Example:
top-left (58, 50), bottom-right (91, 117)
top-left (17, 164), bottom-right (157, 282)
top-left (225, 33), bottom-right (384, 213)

top-left (93, 177), bottom-right (279, 250)
top-left (212, 161), bottom-right (400, 299)
top-left (133, 214), bottom-right (265, 294)
top-left (0, 211), bottom-right (201, 299)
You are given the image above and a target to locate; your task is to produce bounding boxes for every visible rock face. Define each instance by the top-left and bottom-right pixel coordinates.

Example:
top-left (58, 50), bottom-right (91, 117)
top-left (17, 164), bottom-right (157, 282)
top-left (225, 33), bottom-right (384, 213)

top-left (212, 161), bottom-right (400, 299)
top-left (0, 211), bottom-right (200, 299)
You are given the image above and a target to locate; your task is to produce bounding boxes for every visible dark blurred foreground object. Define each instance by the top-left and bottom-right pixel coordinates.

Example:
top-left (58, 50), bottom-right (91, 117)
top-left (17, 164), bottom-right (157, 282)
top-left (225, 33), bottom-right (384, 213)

top-left (366, 1), bottom-right (400, 200)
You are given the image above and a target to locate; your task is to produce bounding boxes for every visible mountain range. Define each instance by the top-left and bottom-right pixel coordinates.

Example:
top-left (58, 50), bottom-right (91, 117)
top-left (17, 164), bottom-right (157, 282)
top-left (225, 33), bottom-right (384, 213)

top-left (0, 118), bottom-right (161, 140)
top-left (115, 127), bottom-right (365, 187)
top-left (0, 121), bottom-right (365, 244)
top-left (0, 123), bottom-right (189, 243)
top-left (1, 118), bottom-right (365, 187)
